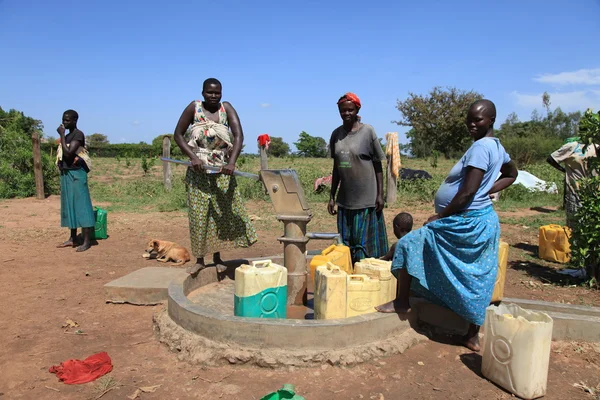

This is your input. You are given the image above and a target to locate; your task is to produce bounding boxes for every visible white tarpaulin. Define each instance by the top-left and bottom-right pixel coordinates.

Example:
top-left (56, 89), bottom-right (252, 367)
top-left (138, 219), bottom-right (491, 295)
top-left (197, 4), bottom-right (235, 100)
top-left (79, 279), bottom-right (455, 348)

top-left (497, 170), bottom-right (558, 193)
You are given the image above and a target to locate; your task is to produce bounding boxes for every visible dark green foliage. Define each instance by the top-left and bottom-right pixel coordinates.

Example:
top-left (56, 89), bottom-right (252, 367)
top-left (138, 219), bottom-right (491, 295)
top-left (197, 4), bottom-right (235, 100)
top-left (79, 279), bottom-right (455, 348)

top-left (0, 107), bottom-right (59, 198)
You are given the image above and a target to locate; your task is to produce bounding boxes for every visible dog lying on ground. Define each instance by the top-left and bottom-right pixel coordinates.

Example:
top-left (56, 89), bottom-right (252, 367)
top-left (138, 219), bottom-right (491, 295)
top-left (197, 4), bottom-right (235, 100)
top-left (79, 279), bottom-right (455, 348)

top-left (143, 239), bottom-right (191, 266)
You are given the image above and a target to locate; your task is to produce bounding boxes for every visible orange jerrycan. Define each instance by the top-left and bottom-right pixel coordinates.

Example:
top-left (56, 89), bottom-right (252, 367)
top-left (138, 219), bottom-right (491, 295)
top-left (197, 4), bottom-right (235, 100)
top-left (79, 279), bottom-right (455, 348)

top-left (539, 225), bottom-right (571, 264)
top-left (491, 241), bottom-right (509, 303)
top-left (309, 244), bottom-right (352, 283)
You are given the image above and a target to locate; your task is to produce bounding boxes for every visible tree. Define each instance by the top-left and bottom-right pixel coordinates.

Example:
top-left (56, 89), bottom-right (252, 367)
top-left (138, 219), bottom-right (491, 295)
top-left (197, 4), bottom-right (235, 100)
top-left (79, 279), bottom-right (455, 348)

top-left (294, 131), bottom-right (328, 158)
top-left (570, 109), bottom-right (600, 286)
top-left (0, 107), bottom-right (58, 198)
top-left (87, 133), bottom-right (109, 147)
top-left (394, 87), bottom-right (483, 158)
top-left (268, 136), bottom-right (290, 158)
top-left (542, 91), bottom-right (551, 115)
top-left (151, 134), bottom-right (183, 157)
top-left (545, 108), bottom-right (581, 140)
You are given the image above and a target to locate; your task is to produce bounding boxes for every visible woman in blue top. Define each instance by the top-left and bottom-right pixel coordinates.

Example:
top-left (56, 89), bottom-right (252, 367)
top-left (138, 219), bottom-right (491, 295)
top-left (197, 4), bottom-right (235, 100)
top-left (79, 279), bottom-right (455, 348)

top-left (377, 99), bottom-right (518, 352)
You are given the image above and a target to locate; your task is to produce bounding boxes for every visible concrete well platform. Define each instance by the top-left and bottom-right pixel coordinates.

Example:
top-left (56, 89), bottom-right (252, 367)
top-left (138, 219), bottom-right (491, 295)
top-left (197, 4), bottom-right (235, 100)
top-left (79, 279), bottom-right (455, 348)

top-left (105, 266), bottom-right (188, 305)
top-left (153, 257), bottom-right (427, 368)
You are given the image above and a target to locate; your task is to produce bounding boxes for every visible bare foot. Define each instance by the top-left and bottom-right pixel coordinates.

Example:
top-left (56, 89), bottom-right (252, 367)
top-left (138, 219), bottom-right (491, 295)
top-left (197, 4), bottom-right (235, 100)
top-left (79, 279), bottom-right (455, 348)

top-left (76, 243), bottom-right (91, 252)
top-left (376, 300), bottom-right (411, 313)
top-left (57, 240), bottom-right (75, 248)
top-left (215, 264), bottom-right (228, 273)
top-left (186, 263), bottom-right (206, 275)
top-left (461, 334), bottom-right (481, 352)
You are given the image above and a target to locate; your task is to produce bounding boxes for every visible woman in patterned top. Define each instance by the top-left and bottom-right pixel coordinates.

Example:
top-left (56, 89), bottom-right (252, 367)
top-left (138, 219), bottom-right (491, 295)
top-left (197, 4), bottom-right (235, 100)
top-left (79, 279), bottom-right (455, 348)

top-left (173, 78), bottom-right (257, 275)
top-left (377, 100), bottom-right (518, 352)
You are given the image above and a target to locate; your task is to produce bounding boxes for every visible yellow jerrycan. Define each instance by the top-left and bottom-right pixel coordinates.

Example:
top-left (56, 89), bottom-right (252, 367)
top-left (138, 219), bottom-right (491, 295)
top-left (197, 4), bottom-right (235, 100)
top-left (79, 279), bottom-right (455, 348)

top-left (354, 258), bottom-right (397, 305)
top-left (491, 241), bottom-right (509, 303)
top-left (538, 225), bottom-right (571, 264)
top-left (234, 259), bottom-right (287, 318)
top-left (482, 303), bottom-right (554, 399)
top-left (346, 274), bottom-right (381, 317)
top-left (314, 262), bottom-right (348, 320)
top-left (309, 244), bottom-right (353, 283)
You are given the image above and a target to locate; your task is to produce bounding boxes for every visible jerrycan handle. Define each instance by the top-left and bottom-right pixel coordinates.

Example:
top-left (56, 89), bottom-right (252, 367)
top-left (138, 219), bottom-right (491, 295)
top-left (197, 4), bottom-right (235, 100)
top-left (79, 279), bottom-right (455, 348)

top-left (326, 261), bottom-right (341, 273)
top-left (322, 244), bottom-right (337, 256)
top-left (349, 275), bottom-right (366, 282)
top-left (251, 259), bottom-right (272, 268)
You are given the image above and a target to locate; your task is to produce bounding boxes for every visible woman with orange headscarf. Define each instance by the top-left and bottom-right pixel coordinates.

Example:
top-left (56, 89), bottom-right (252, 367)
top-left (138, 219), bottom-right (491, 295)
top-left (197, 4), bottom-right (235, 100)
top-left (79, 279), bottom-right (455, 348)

top-left (328, 93), bottom-right (388, 262)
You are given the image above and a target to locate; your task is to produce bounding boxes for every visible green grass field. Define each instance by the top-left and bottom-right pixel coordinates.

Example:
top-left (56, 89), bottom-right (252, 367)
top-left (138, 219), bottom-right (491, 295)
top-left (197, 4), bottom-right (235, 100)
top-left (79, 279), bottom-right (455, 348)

top-left (88, 155), bottom-right (565, 218)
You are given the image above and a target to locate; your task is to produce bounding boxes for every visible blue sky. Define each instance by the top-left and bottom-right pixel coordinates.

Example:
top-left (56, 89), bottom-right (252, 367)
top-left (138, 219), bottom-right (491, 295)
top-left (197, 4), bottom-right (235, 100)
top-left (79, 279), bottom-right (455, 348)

top-left (1, 0), bottom-right (599, 152)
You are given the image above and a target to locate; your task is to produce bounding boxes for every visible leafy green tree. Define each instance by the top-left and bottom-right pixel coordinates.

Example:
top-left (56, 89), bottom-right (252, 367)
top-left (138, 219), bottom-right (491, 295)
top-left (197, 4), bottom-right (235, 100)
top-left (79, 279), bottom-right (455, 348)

top-left (294, 131), bottom-right (328, 158)
top-left (571, 109), bottom-right (600, 286)
top-left (268, 136), bottom-right (290, 157)
top-left (0, 107), bottom-right (58, 198)
top-left (87, 133), bottom-right (109, 147)
top-left (151, 134), bottom-right (182, 157)
top-left (394, 87), bottom-right (483, 158)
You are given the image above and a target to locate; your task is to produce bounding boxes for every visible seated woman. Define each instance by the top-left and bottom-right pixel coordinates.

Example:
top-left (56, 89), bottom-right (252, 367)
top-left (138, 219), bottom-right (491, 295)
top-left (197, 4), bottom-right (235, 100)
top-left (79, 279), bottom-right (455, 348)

top-left (376, 99), bottom-right (518, 352)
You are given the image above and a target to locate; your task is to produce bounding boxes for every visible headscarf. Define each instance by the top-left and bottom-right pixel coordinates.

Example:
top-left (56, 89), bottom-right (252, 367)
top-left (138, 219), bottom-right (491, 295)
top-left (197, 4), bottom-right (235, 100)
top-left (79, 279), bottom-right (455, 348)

top-left (337, 92), bottom-right (361, 109)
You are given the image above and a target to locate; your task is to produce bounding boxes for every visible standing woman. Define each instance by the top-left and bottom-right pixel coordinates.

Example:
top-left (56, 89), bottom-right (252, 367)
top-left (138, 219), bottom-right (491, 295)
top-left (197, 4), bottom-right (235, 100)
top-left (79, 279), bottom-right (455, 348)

top-left (56, 110), bottom-right (95, 252)
top-left (173, 78), bottom-right (257, 274)
top-left (328, 93), bottom-right (388, 262)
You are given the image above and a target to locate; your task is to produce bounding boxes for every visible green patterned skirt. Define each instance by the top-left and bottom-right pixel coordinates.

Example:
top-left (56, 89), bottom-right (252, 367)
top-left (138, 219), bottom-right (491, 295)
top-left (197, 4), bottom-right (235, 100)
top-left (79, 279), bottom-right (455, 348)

top-left (185, 168), bottom-right (258, 258)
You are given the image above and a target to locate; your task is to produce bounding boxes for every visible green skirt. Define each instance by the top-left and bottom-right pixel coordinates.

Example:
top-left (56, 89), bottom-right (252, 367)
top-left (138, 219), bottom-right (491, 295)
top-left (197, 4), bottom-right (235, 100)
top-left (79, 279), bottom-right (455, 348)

top-left (60, 169), bottom-right (95, 229)
top-left (185, 168), bottom-right (258, 258)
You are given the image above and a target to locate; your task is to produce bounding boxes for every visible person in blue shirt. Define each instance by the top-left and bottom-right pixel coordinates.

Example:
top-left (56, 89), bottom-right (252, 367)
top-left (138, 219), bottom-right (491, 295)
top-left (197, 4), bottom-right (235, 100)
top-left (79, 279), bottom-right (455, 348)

top-left (377, 99), bottom-right (518, 352)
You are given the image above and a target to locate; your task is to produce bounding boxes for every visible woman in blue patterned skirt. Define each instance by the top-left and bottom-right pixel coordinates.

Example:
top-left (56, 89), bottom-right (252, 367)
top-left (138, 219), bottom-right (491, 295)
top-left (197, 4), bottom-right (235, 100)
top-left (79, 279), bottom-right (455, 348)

top-left (377, 100), bottom-right (518, 352)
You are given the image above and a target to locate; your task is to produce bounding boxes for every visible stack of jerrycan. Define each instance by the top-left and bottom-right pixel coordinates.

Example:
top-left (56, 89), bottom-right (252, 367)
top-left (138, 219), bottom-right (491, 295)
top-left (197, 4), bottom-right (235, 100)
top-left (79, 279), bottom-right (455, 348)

top-left (309, 244), bottom-right (352, 283)
top-left (314, 262), bottom-right (381, 319)
top-left (234, 260), bottom-right (287, 318)
top-left (538, 225), bottom-right (571, 264)
top-left (354, 258), bottom-right (397, 304)
top-left (491, 241), bottom-right (509, 303)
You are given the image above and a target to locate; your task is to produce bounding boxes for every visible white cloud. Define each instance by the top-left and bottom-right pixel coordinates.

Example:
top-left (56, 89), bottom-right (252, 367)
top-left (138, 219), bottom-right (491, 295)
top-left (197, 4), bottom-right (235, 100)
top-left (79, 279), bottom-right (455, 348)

top-left (512, 90), bottom-right (600, 112)
top-left (259, 103), bottom-right (272, 108)
top-left (120, 137), bottom-right (127, 143)
top-left (534, 68), bottom-right (600, 86)
top-left (131, 120), bottom-right (141, 126)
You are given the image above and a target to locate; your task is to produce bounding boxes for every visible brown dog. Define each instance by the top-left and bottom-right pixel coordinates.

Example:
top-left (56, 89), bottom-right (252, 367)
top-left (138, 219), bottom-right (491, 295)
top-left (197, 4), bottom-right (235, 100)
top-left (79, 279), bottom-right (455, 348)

top-left (143, 239), bottom-right (191, 266)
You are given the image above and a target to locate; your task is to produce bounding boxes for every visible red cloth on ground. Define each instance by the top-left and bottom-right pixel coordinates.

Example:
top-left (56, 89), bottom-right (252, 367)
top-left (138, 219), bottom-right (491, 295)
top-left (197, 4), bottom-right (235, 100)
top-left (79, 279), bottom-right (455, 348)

top-left (257, 134), bottom-right (271, 149)
top-left (49, 352), bottom-right (113, 384)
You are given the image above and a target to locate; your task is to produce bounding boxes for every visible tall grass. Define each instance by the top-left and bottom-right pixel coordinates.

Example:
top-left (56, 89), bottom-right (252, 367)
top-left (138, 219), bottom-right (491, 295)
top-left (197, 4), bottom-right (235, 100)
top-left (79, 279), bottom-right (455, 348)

top-left (86, 156), bottom-right (564, 214)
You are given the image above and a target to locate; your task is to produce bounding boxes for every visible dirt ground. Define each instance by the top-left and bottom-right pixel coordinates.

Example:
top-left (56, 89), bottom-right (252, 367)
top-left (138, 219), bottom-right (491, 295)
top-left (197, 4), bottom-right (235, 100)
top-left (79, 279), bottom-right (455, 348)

top-left (0, 196), bottom-right (599, 400)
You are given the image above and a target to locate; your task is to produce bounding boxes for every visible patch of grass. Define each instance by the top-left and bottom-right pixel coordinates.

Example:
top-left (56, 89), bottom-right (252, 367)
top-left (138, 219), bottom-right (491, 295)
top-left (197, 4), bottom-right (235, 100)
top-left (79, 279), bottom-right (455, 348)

top-left (501, 214), bottom-right (564, 227)
top-left (89, 175), bottom-right (187, 213)
top-left (87, 157), bottom-right (567, 214)
top-left (92, 375), bottom-right (118, 398)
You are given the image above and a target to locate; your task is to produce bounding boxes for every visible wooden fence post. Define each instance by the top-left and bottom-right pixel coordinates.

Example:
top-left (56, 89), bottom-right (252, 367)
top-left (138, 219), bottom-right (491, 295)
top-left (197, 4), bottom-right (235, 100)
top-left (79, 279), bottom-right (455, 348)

top-left (258, 134), bottom-right (269, 170)
top-left (259, 146), bottom-right (268, 170)
top-left (162, 136), bottom-right (172, 191)
top-left (31, 131), bottom-right (45, 199)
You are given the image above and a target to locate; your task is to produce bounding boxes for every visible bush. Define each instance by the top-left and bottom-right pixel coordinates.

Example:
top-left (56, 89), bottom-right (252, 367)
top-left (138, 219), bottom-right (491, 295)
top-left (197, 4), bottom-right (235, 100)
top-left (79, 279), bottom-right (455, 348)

top-left (502, 135), bottom-right (563, 167)
top-left (570, 109), bottom-right (600, 286)
top-left (0, 109), bottom-right (59, 198)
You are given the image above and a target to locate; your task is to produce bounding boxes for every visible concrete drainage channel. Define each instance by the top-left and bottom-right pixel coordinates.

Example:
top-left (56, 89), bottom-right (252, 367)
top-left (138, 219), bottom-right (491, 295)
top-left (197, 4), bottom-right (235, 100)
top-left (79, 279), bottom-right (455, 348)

top-left (106, 256), bottom-right (600, 367)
